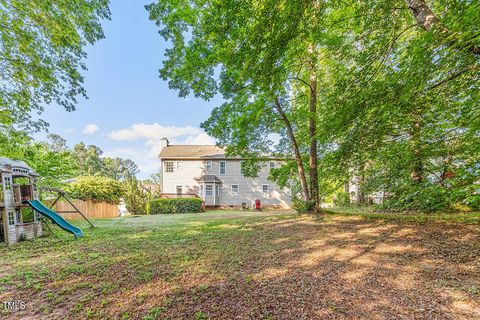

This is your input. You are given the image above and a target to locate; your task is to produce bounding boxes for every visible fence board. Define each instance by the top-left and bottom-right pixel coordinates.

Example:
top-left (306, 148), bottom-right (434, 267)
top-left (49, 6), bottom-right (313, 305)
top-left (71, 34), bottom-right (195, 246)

top-left (54, 199), bottom-right (119, 220)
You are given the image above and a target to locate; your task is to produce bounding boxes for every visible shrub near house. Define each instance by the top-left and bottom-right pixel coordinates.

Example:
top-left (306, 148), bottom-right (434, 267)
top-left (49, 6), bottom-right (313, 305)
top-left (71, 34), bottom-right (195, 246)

top-left (148, 198), bottom-right (202, 214)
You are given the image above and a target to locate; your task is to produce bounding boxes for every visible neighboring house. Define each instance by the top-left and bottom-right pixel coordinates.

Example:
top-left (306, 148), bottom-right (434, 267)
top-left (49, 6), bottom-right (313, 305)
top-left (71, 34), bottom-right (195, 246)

top-left (159, 138), bottom-right (291, 208)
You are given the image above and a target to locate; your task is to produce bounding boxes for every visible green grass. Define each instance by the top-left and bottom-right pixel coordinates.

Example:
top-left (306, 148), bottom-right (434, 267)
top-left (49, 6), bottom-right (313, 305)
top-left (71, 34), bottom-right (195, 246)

top-left (326, 206), bottom-right (480, 223)
top-left (0, 211), bottom-right (296, 319)
top-left (0, 210), bottom-right (479, 319)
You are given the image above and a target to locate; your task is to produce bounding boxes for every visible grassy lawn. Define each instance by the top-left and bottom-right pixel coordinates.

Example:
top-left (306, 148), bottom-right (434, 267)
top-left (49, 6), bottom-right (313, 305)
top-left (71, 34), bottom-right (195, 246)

top-left (1, 210), bottom-right (479, 319)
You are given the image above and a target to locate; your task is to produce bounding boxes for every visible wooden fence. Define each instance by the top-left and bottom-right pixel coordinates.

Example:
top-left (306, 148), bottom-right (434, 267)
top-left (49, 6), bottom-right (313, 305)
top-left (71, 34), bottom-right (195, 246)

top-left (54, 199), bottom-right (119, 220)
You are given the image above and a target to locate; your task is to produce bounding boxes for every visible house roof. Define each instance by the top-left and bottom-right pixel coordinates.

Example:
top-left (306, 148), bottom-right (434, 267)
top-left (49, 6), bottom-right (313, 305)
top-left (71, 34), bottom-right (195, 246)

top-left (197, 175), bottom-right (223, 183)
top-left (159, 145), bottom-right (227, 159)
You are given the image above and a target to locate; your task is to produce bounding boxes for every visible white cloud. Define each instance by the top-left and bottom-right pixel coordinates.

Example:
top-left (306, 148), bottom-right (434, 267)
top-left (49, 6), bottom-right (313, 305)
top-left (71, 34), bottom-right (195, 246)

top-left (185, 132), bottom-right (215, 145)
top-left (108, 123), bottom-right (215, 178)
top-left (83, 123), bottom-right (99, 134)
top-left (110, 123), bottom-right (200, 141)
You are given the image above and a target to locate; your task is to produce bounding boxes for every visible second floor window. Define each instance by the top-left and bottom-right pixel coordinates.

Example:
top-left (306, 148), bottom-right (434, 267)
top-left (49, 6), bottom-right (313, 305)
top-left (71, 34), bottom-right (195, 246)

top-left (205, 161), bottom-right (212, 170)
top-left (219, 161), bottom-right (226, 174)
top-left (165, 161), bottom-right (174, 172)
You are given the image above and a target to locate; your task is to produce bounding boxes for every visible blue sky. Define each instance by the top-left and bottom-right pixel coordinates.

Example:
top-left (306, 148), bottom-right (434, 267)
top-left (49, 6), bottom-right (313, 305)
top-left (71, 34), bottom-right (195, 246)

top-left (34, 1), bottom-right (222, 179)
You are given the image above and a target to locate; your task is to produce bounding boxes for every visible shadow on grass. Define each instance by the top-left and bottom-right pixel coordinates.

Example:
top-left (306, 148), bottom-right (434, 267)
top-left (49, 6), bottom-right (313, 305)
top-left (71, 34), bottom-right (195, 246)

top-left (1, 213), bottom-right (479, 319)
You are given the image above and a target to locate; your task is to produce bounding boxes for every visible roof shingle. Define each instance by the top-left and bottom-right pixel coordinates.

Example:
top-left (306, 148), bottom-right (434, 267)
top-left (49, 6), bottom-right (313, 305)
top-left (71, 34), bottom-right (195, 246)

top-left (159, 145), bottom-right (226, 159)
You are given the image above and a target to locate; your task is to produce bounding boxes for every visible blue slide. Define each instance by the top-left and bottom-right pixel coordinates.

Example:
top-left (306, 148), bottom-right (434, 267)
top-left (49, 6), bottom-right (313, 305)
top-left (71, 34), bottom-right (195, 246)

top-left (26, 200), bottom-right (84, 238)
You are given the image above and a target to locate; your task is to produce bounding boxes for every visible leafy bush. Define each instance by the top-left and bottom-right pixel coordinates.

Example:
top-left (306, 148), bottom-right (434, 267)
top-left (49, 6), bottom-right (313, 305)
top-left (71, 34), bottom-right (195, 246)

top-left (147, 198), bottom-right (202, 214)
top-left (123, 177), bottom-right (159, 215)
top-left (292, 197), bottom-right (315, 214)
top-left (378, 180), bottom-right (480, 212)
top-left (335, 191), bottom-right (351, 206)
top-left (64, 176), bottom-right (123, 204)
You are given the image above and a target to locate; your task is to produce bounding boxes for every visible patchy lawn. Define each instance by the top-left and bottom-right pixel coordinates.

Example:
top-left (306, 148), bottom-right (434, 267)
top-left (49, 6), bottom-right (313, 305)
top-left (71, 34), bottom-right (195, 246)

top-left (1, 211), bottom-right (479, 319)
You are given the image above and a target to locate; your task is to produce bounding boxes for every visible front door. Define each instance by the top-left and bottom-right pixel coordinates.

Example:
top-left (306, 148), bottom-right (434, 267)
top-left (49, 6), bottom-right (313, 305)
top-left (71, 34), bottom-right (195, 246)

top-left (204, 184), bottom-right (214, 205)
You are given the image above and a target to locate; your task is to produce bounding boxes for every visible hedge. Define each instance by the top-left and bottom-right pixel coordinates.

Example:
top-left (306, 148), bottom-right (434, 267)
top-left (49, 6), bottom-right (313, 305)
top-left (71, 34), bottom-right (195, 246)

top-left (147, 198), bottom-right (203, 214)
top-left (64, 176), bottom-right (124, 204)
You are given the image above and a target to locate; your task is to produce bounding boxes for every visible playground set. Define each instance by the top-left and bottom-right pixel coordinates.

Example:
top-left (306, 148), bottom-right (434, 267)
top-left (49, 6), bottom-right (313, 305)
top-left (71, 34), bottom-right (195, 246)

top-left (0, 157), bottom-right (91, 245)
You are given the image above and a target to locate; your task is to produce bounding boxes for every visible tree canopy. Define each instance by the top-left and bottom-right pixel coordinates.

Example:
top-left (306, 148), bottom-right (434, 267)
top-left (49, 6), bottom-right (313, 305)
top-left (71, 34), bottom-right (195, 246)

top-left (0, 0), bottom-right (110, 138)
top-left (147, 0), bottom-right (479, 211)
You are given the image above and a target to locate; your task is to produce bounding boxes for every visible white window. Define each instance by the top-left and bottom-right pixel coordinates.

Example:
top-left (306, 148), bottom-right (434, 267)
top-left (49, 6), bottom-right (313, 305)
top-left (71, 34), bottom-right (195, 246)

top-left (231, 184), bottom-right (239, 193)
top-left (219, 161), bottom-right (226, 174)
top-left (200, 185), bottom-right (204, 196)
top-left (176, 161), bottom-right (182, 170)
top-left (206, 185), bottom-right (213, 196)
top-left (4, 176), bottom-right (12, 190)
top-left (262, 184), bottom-right (269, 194)
top-left (269, 161), bottom-right (275, 170)
top-left (165, 161), bottom-right (174, 173)
top-left (7, 211), bottom-right (15, 225)
top-left (215, 185), bottom-right (220, 196)
top-left (205, 161), bottom-right (212, 170)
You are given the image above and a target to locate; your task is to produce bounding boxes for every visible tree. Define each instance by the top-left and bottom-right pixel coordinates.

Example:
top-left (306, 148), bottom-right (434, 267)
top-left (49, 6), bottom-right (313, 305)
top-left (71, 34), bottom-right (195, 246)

top-left (0, 134), bottom-right (79, 187)
top-left (102, 157), bottom-right (139, 180)
top-left (0, 0), bottom-right (110, 140)
top-left (147, 0), bottom-right (327, 210)
top-left (23, 141), bottom-right (78, 187)
top-left (123, 176), bottom-right (153, 215)
top-left (46, 134), bottom-right (68, 152)
top-left (314, 0), bottom-right (480, 210)
top-left (71, 142), bottom-right (139, 180)
top-left (71, 142), bottom-right (104, 176)
top-left (147, 0), bottom-right (479, 212)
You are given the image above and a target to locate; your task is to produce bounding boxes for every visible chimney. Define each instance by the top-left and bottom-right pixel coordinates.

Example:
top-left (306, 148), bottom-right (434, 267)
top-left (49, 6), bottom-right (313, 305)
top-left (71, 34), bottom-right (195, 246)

top-left (160, 137), bottom-right (170, 149)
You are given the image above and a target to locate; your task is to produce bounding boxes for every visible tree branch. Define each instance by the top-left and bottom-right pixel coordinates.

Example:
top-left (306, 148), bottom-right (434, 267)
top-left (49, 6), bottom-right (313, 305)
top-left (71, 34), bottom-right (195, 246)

top-left (405, 0), bottom-right (480, 55)
top-left (426, 65), bottom-right (479, 91)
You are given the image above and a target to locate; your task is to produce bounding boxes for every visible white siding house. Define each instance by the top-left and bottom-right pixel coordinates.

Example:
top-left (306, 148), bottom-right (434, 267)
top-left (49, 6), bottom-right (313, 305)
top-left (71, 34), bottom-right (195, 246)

top-left (159, 138), bottom-right (291, 208)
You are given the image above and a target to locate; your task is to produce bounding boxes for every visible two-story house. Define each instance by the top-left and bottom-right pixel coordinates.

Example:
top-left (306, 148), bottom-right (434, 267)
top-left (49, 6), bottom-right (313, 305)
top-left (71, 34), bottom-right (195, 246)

top-left (159, 138), bottom-right (291, 208)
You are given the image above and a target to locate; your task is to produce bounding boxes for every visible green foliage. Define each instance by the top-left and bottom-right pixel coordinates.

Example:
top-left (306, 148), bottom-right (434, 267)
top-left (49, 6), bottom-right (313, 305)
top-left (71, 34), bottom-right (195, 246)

top-left (123, 177), bottom-right (158, 215)
top-left (64, 176), bottom-right (124, 204)
top-left (0, 134), bottom-right (78, 188)
top-left (335, 192), bottom-right (351, 207)
top-left (0, 0), bottom-right (110, 139)
top-left (71, 142), bottom-right (139, 179)
top-left (291, 197), bottom-right (316, 214)
top-left (147, 198), bottom-right (203, 214)
top-left (379, 181), bottom-right (480, 213)
top-left (21, 207), bottom-right (34, 223)
top-left (147, 0), bottom-right (479, 212)
top-left (23, 141), bottom-right (78, 188)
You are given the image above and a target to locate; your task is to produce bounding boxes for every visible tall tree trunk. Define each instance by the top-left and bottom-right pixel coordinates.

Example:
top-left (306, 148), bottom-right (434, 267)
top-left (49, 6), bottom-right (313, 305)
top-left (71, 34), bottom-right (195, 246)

top-left (440, 154), bottom-right (453, 187)
top-left (409, 114), bottom-right (424, 183)
top-left (308, 70), bottom-right (320, 212)
top-left (356, 158), bottom-right (366, 205)
top-left (273, 97), bottom-right (310, 201)
top-left (405, 0), bottom-right (480, 55)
